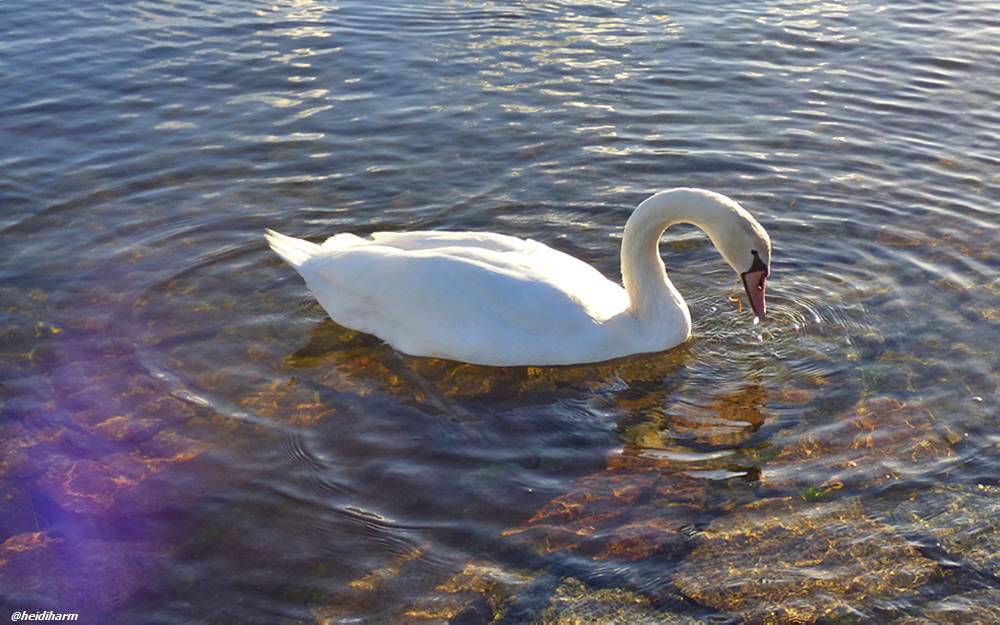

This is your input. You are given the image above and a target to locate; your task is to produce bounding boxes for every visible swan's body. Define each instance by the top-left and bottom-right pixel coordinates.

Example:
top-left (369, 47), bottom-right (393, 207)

top-left (266, 188), bottom-right (771, 366)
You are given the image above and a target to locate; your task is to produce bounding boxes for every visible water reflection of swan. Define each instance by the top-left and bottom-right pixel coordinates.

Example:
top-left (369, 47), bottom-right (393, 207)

top-left (266, 188), bottom-right (771, 366)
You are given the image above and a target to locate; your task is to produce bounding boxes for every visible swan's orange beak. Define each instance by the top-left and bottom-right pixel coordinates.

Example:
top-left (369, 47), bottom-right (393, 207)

top-left (741, 270), bottom-right (767, 319)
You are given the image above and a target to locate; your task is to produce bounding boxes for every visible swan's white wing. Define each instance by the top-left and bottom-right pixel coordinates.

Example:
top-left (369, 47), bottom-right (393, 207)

top-left (320, 230), bottom-right (627, 319)
top-left (293, 233), bottom-right (629, 365)
top-left (322, 230), bottom-right (544, 254)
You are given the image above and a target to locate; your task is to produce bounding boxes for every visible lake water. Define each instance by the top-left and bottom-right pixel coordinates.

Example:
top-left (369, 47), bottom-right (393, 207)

top-left (2, 0), bottom-right (998, 622)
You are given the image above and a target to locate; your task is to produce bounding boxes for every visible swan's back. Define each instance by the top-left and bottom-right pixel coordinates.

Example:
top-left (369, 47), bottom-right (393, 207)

top-left (265, 229), bottom-right (631, 366)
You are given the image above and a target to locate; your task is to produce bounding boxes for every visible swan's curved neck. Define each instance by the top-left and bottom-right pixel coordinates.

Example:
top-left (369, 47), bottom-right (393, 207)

top-left (621, 189), bottom-right (737, 320)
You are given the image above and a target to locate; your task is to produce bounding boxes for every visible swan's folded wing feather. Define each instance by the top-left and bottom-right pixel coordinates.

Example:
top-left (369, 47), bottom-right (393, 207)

top-left (327, 230), bottom-right (543, 254)
top-left (294, 242), bottom-right (628, 363)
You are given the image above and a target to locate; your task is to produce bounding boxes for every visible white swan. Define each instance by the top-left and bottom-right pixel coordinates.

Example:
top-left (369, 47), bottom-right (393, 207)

top-left (266, 188), bottom-right (771, 366)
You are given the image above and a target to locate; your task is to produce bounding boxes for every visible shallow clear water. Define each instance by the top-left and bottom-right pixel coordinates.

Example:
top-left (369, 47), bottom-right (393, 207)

top-left (1, 0), bottom-right (998, 622)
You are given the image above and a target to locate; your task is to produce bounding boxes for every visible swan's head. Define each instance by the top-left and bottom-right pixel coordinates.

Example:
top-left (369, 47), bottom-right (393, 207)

top-left (712, 207), bottom-right (771, 320)
top-left (626, 188), bottom-right (772, 320)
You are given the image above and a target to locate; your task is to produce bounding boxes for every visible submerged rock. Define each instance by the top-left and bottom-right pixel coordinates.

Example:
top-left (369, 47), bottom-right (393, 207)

top-left (540, 578), bottom-right (698, 625)
top-left (35, 430), bottom-right (209, 515)
top-left (402, 562), bottom-right (533, 622)
top-left (0, 531), bottom-right (62, 568)
top-left (0, 531), bottom-right (165, 615)
top-left (313, 548), bottom-right (534, 624)
top-left (502, 449), bottom-right (704, 561)
top-left (659, 384), bottom-right (770, 447)
top-left (876, 483), bottom-right (1000, 578)
top-left (0, 422), bottom-right (63, 479)
top-left (672, 496), bottom-right (939, 622)
top-left (38, 452), bottom-right (158, 515)
top-left (313, 545), bottom-right (430, 623)
top-left (0, 482), bottom-right (36, 537)
top-left (293, 319), bottom-right (689, 403)
top-left (241, 376), bottom-right (338, 426)
top-left (894, 589), bottom-right (1000, 624)
top-left (615, 381), bottom-right (783, 451)
top-left (90, 414), bottom-right (160, 442)
top-left (762, 396), bottom-right (956, 494)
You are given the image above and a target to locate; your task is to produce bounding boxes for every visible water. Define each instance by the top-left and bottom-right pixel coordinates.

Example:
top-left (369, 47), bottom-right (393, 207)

top-left (1, 0), bottom-right (998, 621)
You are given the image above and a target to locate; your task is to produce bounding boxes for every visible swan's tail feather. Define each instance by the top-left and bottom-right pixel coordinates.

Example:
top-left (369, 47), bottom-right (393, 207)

top-left (265, 229), bottom-right (319, 269)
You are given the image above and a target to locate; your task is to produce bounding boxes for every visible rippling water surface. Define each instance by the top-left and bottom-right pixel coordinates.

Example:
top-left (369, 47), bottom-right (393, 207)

top-left (2, 0), bottom-right (998, 622)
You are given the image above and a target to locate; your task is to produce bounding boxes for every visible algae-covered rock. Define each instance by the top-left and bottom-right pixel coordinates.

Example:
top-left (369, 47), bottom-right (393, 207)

top-left (37, 452), bottom-right (158, 515)
top-left (615, 382), bottom-right (779, 450)
top-left (672, 496), bottom-right (939, 622)
top-left (763, 396), bottom-right (956, 493)
top-left (90, 415), bottom-right (160, 442)
top-left (659, 384), bottom-right (770, 447)
top-left (241, 376), bottom-right (338, 426)
top-left (293, 319), bottom-right (688, 403)
top-left (314, 548), bottom-right (534, 624)
top-left (313, 545), bottom-right (429, 623)
top-left (894, 589), bottom-right (1000, 624)
top-left (402, 562), bottom-right (533, 621)
top-left (0, 422), bottom-right (62, 479)
top-left (35, 430), bottom-right (209, 515)
top-left (502, 450), bottom-right (704, 561)
top-left (0, 483), bottom-right (36, 538)
top-left (540, 578), bottom-right (698, 625)
top-left (877, 483), bottom-right (1000, 578)
top-left (0, 531), bottom-right (165, 615)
